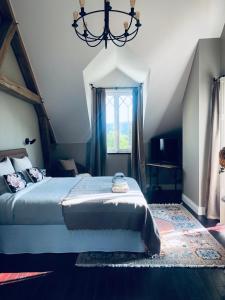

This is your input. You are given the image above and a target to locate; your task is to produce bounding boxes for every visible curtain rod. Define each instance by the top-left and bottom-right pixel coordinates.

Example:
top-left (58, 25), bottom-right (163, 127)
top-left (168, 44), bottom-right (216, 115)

top-left (90, 83), bottom-right (143, 89)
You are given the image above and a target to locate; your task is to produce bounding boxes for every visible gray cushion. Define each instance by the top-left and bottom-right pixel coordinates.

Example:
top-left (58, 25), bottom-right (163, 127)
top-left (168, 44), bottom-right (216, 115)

top-left (59, 159), bottom-right (78, 175)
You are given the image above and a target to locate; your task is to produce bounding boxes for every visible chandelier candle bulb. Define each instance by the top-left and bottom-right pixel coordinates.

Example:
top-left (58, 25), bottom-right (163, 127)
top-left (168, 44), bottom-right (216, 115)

top-left (79, 0), bottom-right (85, 8)
top-left (136, 11), bottom-right (140, 19)
top-left (73, 11), bottom-right (79, 20)
top-left (124, 21), bottom-right (129, 30)
top-left (130, 0), bottom-right (136, 8)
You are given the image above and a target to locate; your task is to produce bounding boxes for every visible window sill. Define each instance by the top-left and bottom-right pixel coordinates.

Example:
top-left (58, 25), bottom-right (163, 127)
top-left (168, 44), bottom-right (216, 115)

top-left (107, 152), bottom-right (131, 155)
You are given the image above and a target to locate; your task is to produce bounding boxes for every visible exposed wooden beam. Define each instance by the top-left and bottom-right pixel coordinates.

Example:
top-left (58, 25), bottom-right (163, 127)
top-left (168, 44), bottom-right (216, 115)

top-left (0, 0), bottom-right (56, 174)
top-left (0, 1), bottom-right (13, 48)
top-left (0, 75), bottom-right (41, 104)
top-left (0, 22), bottom-right (17, 67)
top-left (11, 31), bottom-right (38, 93)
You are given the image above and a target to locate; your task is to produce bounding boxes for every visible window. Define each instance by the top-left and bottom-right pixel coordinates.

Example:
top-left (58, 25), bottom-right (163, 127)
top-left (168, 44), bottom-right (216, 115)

top-left (106, 89), bottom-right (133, 153)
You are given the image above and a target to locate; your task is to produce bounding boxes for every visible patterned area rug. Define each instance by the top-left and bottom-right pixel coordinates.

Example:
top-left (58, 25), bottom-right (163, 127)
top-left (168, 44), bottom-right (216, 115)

top-left (76, 204), bottom-right (225, 268)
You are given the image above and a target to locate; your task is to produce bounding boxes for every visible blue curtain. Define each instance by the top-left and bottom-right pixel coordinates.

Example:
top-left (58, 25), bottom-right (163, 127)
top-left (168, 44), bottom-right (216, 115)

top-left (90, 88), bottom-right (106, 176)
top-left (131, 86), bottom-right (147, 193)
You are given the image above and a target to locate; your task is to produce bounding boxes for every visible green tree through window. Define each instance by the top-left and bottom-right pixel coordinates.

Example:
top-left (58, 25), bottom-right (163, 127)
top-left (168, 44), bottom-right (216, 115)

top-left (106, 89), bottom-right (133, 153)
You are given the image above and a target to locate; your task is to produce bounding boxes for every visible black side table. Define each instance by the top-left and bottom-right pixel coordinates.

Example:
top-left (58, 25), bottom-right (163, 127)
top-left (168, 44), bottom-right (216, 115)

top-left (146, 162), bottom-right (181, 191)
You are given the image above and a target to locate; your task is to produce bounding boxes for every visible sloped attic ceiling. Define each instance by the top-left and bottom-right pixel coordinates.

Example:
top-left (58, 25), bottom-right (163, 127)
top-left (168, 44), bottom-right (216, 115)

top-left (10, 0), bottom-right (225, 143)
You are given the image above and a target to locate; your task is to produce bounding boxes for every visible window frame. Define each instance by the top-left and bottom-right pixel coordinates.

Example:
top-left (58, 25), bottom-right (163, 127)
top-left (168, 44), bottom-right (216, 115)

top-left (106, 88), bottom-right (133, 154)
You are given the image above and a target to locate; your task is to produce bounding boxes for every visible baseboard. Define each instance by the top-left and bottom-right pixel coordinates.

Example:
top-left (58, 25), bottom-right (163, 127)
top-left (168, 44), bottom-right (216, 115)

top-left (182, 194), bottom-right (206, 216)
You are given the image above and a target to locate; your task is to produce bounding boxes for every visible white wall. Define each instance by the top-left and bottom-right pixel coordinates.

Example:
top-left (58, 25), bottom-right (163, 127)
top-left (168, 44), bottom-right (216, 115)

top-left (0, 47), bottom-right (43, 168)
top-left (10, 0), bottom-right (225, 144)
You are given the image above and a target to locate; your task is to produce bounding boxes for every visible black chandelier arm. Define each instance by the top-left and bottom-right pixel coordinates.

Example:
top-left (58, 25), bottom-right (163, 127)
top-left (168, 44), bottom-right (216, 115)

top-left (76, 9), bottom-right (139, 22)
top-left (75, 29), bottom-right (102, 42)
top-left (110, 9), bottom-right (139, 22)
top-left (123, 28), bottom-right (139, 42)
top-left (108, 17), bottom-right (134, 40)
top-left (72, 4), bottom-right (141, 48)
top-left (109, 32), bottom-right (128, 47)
top-left (82, 25), bottom-right (105, 41)
top-left (85, 37), bottom-right (104, 47)
top-left (109, 26), bottom-right (139, 43)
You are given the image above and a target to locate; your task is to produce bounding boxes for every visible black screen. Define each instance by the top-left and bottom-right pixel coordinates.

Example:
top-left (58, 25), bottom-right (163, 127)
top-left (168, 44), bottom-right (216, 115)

top-left (151, 137), bottom-right (181, 164)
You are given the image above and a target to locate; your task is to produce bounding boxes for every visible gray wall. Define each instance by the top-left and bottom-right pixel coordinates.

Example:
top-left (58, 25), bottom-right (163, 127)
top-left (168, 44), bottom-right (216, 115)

top-left (52, 143), bottom-right (131, 176)
top-left (0, 47), bottom-right (43, 168)
top-left (221, 25), bottom-right (225, 74)
top-left (182, 38), bottom-right (221, 209)
top-left (182, 46), bottom-right (200, 205)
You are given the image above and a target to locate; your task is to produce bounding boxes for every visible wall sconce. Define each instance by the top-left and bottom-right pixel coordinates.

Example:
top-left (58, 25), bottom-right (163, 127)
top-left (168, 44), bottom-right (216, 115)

top-left (24, 138), bottom-right (36, 145)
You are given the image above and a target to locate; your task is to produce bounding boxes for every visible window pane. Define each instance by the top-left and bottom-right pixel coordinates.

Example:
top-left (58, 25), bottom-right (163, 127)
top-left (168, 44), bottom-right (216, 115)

top-left (106, 89), bottom-right (133, 153)
top-left (119, 94), bottom-right (132, 151)
top-left (106, 95), bottom-right (116, 152)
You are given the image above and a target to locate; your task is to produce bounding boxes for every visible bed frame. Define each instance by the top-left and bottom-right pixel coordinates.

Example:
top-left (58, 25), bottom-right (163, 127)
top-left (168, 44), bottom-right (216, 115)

top-left (0, 148), bottom-right (28, 161)
top-left (0, 148), bottom-right (145, 254)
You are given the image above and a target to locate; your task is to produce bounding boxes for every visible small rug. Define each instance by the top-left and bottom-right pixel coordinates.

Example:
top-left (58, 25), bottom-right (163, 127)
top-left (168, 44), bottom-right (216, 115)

top-left (76, 204), bottom-right (225, 268)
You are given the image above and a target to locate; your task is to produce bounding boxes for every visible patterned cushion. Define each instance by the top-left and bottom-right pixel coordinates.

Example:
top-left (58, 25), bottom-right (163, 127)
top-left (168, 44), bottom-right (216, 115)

top-left (4, 172), bottom-right (27, 193)
top-left (26, 168), bottom-right (44, 183)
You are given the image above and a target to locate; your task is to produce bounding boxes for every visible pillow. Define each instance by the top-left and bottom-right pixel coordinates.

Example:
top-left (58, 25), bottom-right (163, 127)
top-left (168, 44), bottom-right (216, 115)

top-left (26, 168), bottom-right (44, 183)
top-left (59, 159), bottom-right (78, 175)
top-left (4, 172), bottom-right (27, 193)
top-left (11, 156), bottom-right (32, 172)
top-left (0, 157), bottom-right (15, 176)
top-left (0, 176), bottom-right (9, 195)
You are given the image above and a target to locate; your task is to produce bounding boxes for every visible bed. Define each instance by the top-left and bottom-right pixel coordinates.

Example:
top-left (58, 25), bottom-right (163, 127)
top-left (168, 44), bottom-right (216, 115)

top-left (0, 148), bottom-right (160, 255)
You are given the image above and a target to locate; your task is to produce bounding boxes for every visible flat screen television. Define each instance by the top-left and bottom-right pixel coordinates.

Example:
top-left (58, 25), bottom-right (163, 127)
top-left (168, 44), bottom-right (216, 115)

top-left (151, 137), bottom-right (181, 165)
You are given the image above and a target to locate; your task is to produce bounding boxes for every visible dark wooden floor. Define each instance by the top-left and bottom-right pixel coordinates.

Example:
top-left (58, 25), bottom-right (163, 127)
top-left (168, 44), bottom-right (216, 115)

top-left (0, 195), bottom-right (225, 300)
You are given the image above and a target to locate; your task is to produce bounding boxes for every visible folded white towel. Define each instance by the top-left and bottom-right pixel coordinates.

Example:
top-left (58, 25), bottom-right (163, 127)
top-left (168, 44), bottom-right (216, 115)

top-left (112, 179), bottom-right (129, 193)
top-left (112, 172), bottom-right (125, 183)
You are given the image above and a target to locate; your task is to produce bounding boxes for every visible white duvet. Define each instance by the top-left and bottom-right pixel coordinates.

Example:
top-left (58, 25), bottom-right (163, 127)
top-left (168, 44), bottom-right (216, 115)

top-left (0, 176), bottom-right (142, 225)
top-left (0, 177), bottom-right (81, 225)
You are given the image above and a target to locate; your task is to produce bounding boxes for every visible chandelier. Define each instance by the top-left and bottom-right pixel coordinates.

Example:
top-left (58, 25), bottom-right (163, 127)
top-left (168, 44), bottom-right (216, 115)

top-left (72, 0), bottom-right (141, 48)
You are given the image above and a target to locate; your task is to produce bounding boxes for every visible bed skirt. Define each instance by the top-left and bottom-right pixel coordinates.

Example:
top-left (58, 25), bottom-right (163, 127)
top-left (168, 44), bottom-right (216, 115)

top-left (0, 225), bottom-right (145, 254)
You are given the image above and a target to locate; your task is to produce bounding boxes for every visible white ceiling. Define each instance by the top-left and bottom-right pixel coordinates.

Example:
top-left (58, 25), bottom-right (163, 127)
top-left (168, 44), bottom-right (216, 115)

top-left (10, 0), bottom-right (225, 143)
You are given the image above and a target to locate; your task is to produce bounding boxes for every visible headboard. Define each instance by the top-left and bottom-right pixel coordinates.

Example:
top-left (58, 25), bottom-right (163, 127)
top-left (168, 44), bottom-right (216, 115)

top-left (0, 148), bottom-right (28, 161)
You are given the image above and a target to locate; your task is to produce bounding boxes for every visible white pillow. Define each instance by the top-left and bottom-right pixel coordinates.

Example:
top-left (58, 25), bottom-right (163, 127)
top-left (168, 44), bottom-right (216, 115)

top-left (0, 157), bottom-right (15, 176)
top-left (12, 156), bottom-right (32, 172)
